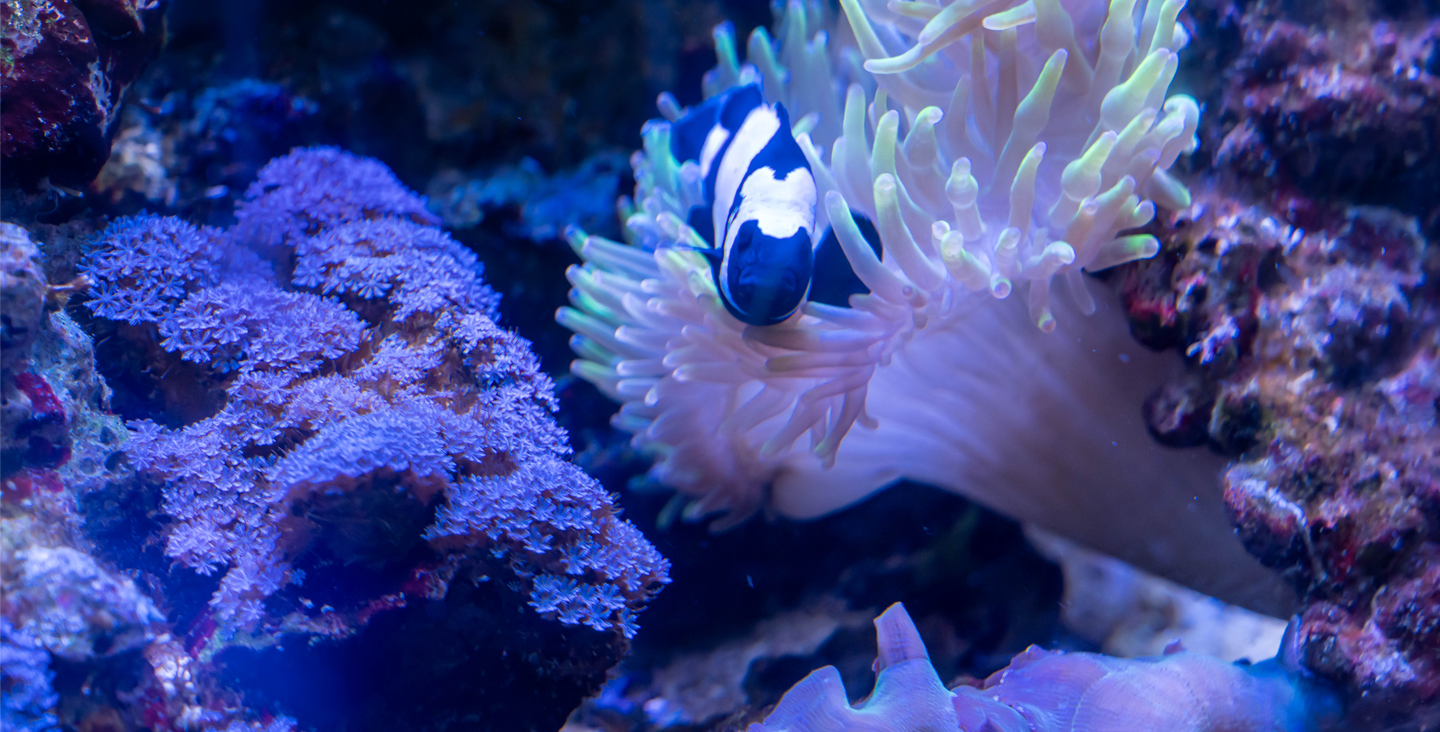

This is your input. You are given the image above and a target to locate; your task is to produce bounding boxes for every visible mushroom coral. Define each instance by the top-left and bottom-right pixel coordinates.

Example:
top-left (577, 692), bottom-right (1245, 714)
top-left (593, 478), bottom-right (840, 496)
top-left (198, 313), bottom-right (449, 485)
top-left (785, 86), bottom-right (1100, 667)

top-left (746, 603), bottom-right (1328, 732)
top-left (559, 0), bottom-right (1292, 613)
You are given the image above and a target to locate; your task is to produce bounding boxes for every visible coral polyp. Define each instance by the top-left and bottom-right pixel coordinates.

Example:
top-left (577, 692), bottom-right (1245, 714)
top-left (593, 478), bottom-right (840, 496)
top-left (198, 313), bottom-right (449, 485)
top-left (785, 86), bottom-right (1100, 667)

top-left (82, 148), bottom-right (669, 643)
top-left (559, 0), bottom-right (1292, 613)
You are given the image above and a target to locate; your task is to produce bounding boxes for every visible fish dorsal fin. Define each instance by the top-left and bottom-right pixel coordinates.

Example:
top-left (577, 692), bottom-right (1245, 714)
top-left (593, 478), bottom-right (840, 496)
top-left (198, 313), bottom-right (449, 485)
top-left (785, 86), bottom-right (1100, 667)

top-left (718, 84), bottom-right (764, 132)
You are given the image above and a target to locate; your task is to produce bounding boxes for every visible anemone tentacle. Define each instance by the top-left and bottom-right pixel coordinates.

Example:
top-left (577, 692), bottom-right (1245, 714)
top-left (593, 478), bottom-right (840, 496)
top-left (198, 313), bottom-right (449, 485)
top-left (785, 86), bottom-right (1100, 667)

top-left (559, 0), bottom-right (1294, 613)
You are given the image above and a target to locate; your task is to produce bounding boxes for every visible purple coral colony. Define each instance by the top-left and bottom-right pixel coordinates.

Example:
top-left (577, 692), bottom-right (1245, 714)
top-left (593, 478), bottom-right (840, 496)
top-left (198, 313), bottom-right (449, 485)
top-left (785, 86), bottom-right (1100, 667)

top-left (1, 0), bottom-right (1437, 729)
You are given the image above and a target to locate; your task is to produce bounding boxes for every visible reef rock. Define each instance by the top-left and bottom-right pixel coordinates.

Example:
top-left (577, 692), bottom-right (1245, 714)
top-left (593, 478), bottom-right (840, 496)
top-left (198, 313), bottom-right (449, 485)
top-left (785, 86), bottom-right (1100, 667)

top-left (1, 0), bottom-right (168, 190)
top-left (1118, 192), bottom-right (1439, 729)
top-left (1200, 0), bottom-right (1440, 236)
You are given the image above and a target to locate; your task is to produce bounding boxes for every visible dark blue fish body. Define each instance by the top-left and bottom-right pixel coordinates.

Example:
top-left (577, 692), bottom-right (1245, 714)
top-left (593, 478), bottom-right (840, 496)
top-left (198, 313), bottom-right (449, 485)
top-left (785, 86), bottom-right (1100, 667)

top-left (809, 214), bottom-right (883, 307)
top-left (669, 84), bottom-right (818, 326)
top-left (670, 83), bottom-right (765, 215)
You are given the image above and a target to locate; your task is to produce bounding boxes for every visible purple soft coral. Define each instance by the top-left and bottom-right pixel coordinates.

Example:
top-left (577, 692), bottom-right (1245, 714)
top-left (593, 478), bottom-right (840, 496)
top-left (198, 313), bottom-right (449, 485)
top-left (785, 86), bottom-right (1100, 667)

top-left (427, 454), bottom-right (667, 636)
top-left (292, 218), bottom-right (499, 322)
top-left (233, 146), bottom-right (439, 249)
top-left (750, 604), bottom-right (1330, 732)
top-left (87, 148), bottom-right (667, 646)
top-left (158, 283), bottom-right (366, 371)
top-left (81, 216), bottom-right (227, 325)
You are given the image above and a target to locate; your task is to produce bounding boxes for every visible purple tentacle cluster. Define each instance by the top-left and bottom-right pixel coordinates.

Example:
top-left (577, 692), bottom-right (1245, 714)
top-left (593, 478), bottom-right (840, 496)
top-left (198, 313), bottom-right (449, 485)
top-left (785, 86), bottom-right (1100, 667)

top-left (293, 218), bottom-right (496, 322)
top-left (750, 603), bottom-right (1327, 732)
top-left (80, 216), bottom-right (229, 326)
top-left (233, 145), bottom-right (440, 249)
top-left (159, 283), bottom-right (366, 370)
top-left (82, 147), bottom-right (668, 644)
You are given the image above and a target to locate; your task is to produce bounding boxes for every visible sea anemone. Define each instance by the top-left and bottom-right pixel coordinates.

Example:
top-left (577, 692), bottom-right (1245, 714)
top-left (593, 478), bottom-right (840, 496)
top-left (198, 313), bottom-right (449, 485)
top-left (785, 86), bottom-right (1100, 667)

top-left (559, 0), bottom-right (1292, 613)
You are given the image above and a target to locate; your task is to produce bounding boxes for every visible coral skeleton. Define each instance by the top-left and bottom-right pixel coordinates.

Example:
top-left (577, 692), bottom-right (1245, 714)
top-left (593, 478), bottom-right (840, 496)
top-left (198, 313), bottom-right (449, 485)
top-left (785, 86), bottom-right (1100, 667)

top-left (559, 0), bottom-right (1292, 612)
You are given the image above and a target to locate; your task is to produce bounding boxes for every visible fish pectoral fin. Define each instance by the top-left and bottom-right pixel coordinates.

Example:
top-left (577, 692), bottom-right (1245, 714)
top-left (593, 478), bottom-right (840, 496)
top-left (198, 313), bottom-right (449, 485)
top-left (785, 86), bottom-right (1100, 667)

top-left (686, 206), bottom-right (716, 246)
top-left (695, 247), bottom-right (724, 269)
top-left (667, 242), bottom-right (724, 268)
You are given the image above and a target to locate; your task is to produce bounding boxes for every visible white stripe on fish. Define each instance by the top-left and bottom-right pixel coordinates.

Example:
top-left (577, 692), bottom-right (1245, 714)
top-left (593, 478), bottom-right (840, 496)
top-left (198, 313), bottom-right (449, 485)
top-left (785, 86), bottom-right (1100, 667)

top-left (669, 83), bottom-right (820, 326)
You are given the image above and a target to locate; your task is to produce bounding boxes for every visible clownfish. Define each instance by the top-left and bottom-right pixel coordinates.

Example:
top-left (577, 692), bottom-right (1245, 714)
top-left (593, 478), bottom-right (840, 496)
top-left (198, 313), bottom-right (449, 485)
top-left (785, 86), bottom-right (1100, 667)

top-left (671, 84), bottom-right (818, 326)
top-left (670, 84), bottom-right (886, 324)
